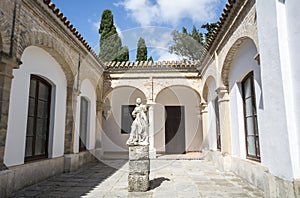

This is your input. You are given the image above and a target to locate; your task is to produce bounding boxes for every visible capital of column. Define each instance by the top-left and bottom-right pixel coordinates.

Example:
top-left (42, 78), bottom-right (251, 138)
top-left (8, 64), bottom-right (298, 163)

top-left (215, 87), bottom-right (229, 103)
top-left (0, 51), bottom-right (22, 69)
top-left (146, 100), bottom-right (156, 106)
top-left (200, 102), bottom-right (208, 114)
top-left (0, 52), bottom-right (22, 80)
top-left (96, 101), bottom-right (105, 112)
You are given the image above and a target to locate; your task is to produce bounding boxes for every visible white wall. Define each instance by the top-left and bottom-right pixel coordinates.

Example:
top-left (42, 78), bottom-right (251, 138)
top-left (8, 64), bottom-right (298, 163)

top-left (206, 77), bottom-right (217, 151)
top-left (5, 46), bottom-right (67, 167)
top-left (284, 0), bottom-right (300, 180)
top-left (74, 79), bottom-right (97, 153)
top-left (228, 39), bottom-right (261, 159)
top-left (256, 0), bottom-right (294, 180)
top-left (102, 87), bottom-right (146, 152)
top-left (155, 86), bottom-right (202, 152)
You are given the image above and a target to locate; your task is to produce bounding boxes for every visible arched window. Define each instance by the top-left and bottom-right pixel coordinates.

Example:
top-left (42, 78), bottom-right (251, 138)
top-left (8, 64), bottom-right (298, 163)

top-left (25, 75), bottom-right (51, 161)
top-left (242, 72), bottom-right (260, 161)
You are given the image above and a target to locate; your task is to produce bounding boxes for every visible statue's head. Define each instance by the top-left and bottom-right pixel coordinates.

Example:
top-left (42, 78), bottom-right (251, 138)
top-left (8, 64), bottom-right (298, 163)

top-left (136, 98), bottom-right (142, 105)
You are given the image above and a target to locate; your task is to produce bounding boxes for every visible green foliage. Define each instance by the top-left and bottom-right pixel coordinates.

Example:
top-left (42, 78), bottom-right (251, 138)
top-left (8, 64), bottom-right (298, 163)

top-left (191, 25), bottom-right (204, 45)
top-left (116, 46), bottom-right (129, 62)
top-left (169, 29), bottom-right (205, 60)
top-left (169, 22), bottom-right (217, 60)
top-left (147, 56), bottom-right (154, 62)
top-left (201, 22), bottom-right (218, 44)
top-left (136, 37), bottom-right (147, 61)
top-left (99, 9), bottom-right (129, 62)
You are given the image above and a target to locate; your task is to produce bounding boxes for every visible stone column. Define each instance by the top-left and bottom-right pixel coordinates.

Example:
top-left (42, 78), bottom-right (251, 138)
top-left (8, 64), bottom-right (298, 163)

top-left (93, 100), bottom-right (104, 159)
top-left (216, 87), bottom-right (232, 155)
top-left (64, 86), bottom-right (77, 154)
top-left (200, 102), bottom-right (209, 150)
top-left (147, 101), bottom-right (156, 158)
top-left (0, 52), bottom-right (21, 170)
top-left (64, 86), bottom-right (79, 172)
top-left (128, 145), bottom-right (150, 192)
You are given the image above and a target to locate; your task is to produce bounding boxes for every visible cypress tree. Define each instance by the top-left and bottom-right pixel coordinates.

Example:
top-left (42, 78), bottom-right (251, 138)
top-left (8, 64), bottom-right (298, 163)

top-left (136, 37), bottom-right (147, 61)
top-left (147, 56), bottom-right (154, 62)
top-left (99, 9), bottom-right (129, 61)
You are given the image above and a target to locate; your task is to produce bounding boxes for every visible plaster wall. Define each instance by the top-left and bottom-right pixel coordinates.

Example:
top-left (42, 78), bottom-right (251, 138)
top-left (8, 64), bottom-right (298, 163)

top-left (284, 0), bottom-right (300, 179)
top-left (256, 0), bottom-right (293, 180)
top-left (74, 80), bottom-right (97, 153)
top-left (102, 87), bottom-right (146, 152)
top-left (228, 39), bottom-right (261, 159)
top-left (154, 86), bottom-right (202, 152)
top-left (206, 77), bottom-right (218, 151)
top-left (4, 46), bottom-right (67, 167)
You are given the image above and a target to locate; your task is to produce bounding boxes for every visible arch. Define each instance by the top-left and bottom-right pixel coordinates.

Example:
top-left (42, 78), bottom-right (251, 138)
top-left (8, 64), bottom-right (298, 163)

top-left (154, 85), bottom-right (202, 153)
top-left (155, 85), bottom-right (201, 103)
top-left (5, 46), bottom-right (68, 166)
top-left (102, 86), bottom-right (147, 152)
top-left (221, 37), bottom-right (258, 87)
top-left (0, 10), bottom-right (10, 53)
top-left (201, 75), bottom-right (217, 103)
top-left (18, 31), bottom-right (76, 87)
top-left (103, 85), bottom-right (147, 102)
top-left (75, 79), bottom-right (97, 152)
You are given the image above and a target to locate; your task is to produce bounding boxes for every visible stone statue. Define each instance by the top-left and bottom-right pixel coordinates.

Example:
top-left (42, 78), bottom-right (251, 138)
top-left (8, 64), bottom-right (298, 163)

top-left (126, 98), bottom-right (149, 146)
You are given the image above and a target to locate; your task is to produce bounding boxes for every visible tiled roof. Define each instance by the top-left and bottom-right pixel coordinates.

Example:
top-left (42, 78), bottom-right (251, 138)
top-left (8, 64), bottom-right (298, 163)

top-left (104, 61), bottom-right (200, 71)
top-left (205, 0), bottom-right (237, 50)
top-left (42, 0), bottom-right (100, 60)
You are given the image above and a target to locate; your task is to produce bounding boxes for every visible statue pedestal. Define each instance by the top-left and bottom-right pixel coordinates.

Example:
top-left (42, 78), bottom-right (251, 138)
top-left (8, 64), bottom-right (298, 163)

top-left (128, 145), bottom-right (150, 192)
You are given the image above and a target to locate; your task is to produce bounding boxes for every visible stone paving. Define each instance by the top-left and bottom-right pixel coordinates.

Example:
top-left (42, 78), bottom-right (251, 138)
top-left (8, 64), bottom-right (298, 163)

top-left (11, 159), bottom-right (264, 198)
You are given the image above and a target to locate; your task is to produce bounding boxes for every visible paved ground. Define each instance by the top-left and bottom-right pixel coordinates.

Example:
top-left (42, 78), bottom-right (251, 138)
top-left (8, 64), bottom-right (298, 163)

top-left (12, 159), bottom-right (264, 198)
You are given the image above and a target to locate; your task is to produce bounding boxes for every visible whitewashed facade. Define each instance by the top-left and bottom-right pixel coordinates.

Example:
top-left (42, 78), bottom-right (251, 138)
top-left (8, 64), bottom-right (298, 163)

top-left (0, 0), bottom-right (299, 197)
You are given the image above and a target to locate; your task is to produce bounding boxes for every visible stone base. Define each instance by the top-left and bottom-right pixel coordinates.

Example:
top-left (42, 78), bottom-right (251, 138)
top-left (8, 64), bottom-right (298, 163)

top-left (128, 145), bottom-right (150, 192)
top-left (128, 173), bottom-right (149, 192)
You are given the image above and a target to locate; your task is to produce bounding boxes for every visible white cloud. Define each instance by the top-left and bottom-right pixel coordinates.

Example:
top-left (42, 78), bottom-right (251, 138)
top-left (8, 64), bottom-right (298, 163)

top-left (116, 0), bottom-right (221, 26)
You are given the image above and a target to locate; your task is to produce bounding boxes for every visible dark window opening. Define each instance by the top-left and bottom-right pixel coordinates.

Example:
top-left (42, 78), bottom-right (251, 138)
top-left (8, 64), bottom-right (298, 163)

top-left (25, 75), bottom-right (51, 162)
top-left (79, 97), bottom-right (89, 152)
top-left (242, 72), bottom-right (260, 161)
top-left (121, 105), bottom-right (135, 134)
top-left (214, 97), bottom-right (221, 150)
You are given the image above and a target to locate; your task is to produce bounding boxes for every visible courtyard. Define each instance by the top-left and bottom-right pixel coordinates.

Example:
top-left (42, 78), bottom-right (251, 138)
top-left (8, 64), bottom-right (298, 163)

top-left (12, 156), bottom-right (264, 198)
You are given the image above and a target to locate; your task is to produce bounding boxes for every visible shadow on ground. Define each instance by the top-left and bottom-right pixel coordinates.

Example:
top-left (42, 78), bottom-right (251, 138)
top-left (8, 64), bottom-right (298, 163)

top-left (149, 177), bottom-right (170, 190)
top-left (11, 159), bottom-right (128, 198)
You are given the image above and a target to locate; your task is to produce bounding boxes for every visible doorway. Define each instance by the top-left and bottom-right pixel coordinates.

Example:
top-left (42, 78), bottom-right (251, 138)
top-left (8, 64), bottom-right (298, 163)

top-left (165, 106), bottom-right (186, 154)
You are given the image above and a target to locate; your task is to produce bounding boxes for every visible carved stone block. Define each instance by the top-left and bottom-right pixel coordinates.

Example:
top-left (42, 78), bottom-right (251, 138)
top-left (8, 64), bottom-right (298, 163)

top-left (128, 173), bottom-right (149, 192)
top-left (128, 145), bottom-right (150, 192)
top-left (129, 160), bottom-right (150, 175)
top-left (129, 145), bottom-right (149, 160)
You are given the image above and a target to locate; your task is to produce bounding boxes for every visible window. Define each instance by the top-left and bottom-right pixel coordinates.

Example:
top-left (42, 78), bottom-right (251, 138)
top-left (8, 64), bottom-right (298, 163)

top-left (242, 72), bottom-right (260, 161)
top-left (79, 97), bottom-right (89, 152)
top-left (25, 75), bottom-right (51, 161)
top-left (214, 97), bottom-right (221, 150)
top-left (121, 105), bottom-right (135, 134)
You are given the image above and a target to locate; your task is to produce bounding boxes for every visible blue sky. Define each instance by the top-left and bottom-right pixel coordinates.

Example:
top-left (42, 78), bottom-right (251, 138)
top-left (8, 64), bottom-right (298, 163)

top-left (51, 0), bottom-right (227, 61)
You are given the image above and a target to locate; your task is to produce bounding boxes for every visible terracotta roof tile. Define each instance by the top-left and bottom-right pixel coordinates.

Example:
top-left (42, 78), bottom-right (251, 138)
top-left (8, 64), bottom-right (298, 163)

top-left (42, 0), bottom-right (101, 64)
top-left (205, 0), bottom-right (237, 50)
top-left (104, 60), bottom-right (200, 71)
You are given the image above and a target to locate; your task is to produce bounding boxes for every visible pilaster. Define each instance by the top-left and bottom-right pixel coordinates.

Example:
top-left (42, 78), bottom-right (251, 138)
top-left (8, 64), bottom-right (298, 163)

top-left (216, 87), bottom-right (232, 155)
top-left (200, 102), bottom-right (209, 150)
top-left (147, 101), bottom-right (156, 159)
top-left (0, 52), bottom-right (21, 170)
